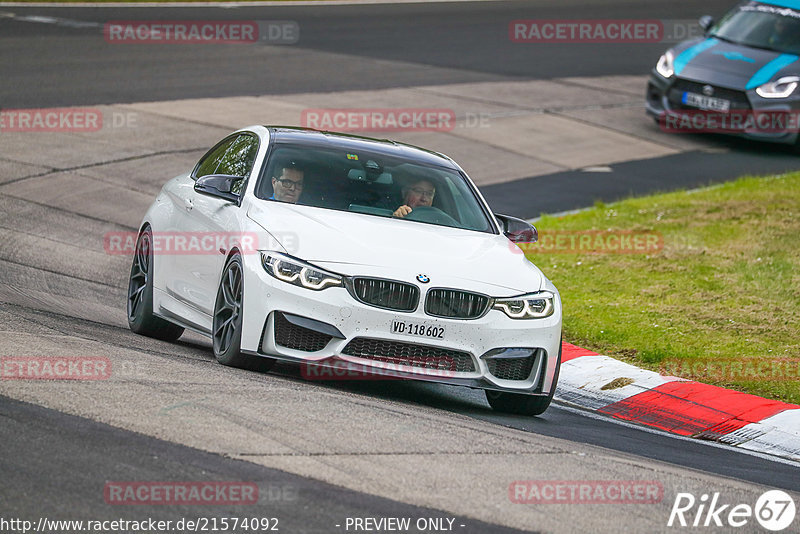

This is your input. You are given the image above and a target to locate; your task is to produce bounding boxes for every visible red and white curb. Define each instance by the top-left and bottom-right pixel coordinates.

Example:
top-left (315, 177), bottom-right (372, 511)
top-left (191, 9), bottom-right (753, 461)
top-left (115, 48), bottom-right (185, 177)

top-left (556, 342), bottom-right (800, 462)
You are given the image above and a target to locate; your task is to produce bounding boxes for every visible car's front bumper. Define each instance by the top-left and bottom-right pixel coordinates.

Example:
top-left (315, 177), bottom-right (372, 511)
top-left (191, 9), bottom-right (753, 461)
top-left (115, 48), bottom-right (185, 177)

top-left (646, 69), bottom-right (800, 145)
top-left (239, 254), bottom-right (562, 396)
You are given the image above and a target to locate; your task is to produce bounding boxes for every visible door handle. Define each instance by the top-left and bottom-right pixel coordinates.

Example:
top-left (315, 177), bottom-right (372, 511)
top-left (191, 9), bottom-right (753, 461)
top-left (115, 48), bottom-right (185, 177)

top-left (184, 198), bottom-right (193, 211)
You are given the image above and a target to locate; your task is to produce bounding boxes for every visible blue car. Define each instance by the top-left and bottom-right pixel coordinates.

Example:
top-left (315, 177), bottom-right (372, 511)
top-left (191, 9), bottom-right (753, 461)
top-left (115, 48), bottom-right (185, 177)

top-left (647, 0), bottom-right (800, 147)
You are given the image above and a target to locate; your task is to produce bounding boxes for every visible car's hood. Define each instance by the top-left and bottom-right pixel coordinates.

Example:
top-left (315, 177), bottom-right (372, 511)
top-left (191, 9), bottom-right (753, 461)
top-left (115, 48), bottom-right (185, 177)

top-left (247, 201), bottom-right (544, 295)
top-left (672, 37), bottom-right (798, 90)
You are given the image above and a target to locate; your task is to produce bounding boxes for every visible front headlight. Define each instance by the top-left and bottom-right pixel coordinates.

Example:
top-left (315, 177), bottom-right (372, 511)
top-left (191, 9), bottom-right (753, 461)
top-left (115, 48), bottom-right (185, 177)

top-left (493, 291), bottom-right (555, 319)
top-left (656, 51), bottom-right (675, 79)
top-left (756, 76), bottom-right (800, 99)
top-left (261, 252), bottom-right (343, 290)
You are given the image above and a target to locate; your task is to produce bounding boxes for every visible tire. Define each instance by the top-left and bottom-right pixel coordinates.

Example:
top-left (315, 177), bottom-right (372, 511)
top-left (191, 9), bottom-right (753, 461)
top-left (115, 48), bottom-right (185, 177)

top-left (212, 254), bottom-right (275, 372)
top-left (127, 227), bottom-right (185, 341)
top-left (485, 341), bottom-right (562, 416)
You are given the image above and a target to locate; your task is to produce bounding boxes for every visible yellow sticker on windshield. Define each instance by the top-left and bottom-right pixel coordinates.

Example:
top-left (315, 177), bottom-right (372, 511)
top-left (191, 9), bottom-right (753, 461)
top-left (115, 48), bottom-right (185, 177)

top-left (346, 154), bottom-right (359, 160)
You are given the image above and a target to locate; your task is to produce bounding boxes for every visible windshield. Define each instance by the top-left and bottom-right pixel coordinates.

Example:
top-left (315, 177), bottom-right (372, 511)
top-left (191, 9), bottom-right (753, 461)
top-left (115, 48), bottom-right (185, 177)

top-left (255, 143), bottom-right (494, 233)
top-left (710, 2), bottom-right (800, 54)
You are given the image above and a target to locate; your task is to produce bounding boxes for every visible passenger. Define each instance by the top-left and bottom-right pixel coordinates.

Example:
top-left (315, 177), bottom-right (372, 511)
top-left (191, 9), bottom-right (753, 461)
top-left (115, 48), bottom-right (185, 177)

top-left (271, 164), bottom-right (304, 203)
top-left (393, 178), bottom-right (436, 218)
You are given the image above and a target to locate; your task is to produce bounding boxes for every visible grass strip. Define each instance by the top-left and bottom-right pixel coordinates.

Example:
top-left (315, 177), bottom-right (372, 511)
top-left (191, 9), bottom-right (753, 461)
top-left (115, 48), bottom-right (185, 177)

top-left (524, 172), bottom-right (800, 404)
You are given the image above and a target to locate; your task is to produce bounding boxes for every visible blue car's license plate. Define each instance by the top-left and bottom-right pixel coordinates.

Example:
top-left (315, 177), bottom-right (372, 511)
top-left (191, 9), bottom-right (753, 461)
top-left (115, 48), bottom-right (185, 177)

top-left (682, 91), bottom-right (731, 112)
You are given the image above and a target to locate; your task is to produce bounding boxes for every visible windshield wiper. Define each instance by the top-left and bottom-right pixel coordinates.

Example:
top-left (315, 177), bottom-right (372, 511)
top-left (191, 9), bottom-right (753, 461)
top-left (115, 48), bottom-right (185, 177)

top-left (709, 33), bottom-right (735, 44)
top-left (709, 33), bottom-right (787, 54)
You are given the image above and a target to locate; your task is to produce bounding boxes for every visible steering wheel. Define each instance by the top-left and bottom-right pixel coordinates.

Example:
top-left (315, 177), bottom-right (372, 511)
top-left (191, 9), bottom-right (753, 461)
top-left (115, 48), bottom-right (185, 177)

top-left (404, 206), bottom-right (460, 227)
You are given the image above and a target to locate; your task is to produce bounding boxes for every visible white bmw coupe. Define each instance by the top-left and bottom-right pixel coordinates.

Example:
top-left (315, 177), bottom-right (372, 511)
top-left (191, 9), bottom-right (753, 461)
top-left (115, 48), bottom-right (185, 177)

top-left (128, 126), bottom-right (562, 415)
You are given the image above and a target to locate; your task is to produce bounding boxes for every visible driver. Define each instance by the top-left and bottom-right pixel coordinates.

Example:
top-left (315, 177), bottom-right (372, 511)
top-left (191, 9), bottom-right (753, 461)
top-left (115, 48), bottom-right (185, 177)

top-left (393, 178), bottom-right (436, 218)
top-left (271, 163), bottom-right (304, 204)
top-left (769, 17), bottom-right (800, 50)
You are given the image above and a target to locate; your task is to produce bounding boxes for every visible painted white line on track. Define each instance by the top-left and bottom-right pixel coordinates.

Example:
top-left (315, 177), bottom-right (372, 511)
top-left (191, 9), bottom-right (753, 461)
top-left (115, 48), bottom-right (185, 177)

top-left (581, 166), bottom-right (613, 173)
top-left (10, 13), bottom-right (101, 27)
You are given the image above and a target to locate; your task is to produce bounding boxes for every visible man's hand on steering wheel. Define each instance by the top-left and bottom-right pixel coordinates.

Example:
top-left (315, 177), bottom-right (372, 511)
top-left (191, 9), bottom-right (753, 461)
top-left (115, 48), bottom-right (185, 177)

top-left (393, 205), bottom-right (413, 218)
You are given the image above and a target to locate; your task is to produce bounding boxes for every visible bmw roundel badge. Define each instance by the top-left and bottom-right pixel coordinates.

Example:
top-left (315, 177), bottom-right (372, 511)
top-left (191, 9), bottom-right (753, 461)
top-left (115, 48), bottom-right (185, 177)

top-left (416, 274), bottom-right (430, 284)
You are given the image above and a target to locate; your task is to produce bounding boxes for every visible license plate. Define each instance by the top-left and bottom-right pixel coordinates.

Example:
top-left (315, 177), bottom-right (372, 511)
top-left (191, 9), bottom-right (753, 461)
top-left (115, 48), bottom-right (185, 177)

top-left (390, 319), bottom-right (445, 340)
top-left (682, 91), bottom-right (730, 112)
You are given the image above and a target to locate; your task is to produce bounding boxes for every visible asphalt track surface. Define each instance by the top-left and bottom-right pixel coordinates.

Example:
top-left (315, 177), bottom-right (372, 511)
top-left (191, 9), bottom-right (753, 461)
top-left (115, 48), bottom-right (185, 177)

top-left (0, 0), bottom-right (744, 107)
top-left (484, 145), bottom-right (800, 218)
top-left (1, 1), bottom-right (800, 533)
top-left (0, 396), bottom-right (528, 534)
top-left (3, 0), bottom-right (799, 219)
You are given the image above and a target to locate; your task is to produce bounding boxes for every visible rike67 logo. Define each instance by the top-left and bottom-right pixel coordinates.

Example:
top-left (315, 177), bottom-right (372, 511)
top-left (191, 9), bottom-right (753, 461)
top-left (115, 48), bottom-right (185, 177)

top-left (668, 490), bottom-right (797, 531)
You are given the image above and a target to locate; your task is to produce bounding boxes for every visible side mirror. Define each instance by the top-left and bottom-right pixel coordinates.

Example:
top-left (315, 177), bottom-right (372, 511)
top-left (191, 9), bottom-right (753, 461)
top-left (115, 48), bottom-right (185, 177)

top-left (698, 15), bottom-right (714, 33)
top-left (495, 213), bottom-right (538, 244)
top-left (194, 174), bottom-right (244, 203)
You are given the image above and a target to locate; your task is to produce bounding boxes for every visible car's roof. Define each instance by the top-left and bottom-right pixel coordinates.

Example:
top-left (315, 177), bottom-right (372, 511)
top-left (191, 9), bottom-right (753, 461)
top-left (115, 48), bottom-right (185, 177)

top-left (265, 126), bottom-right (460, 170)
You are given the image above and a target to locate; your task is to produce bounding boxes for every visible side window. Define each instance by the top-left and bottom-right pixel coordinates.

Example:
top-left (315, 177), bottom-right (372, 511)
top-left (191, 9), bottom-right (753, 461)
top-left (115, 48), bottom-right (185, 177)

top-left (215, 134), bottom-right (259, 179)
top-left (194, 137), bottom-right (237, 180)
